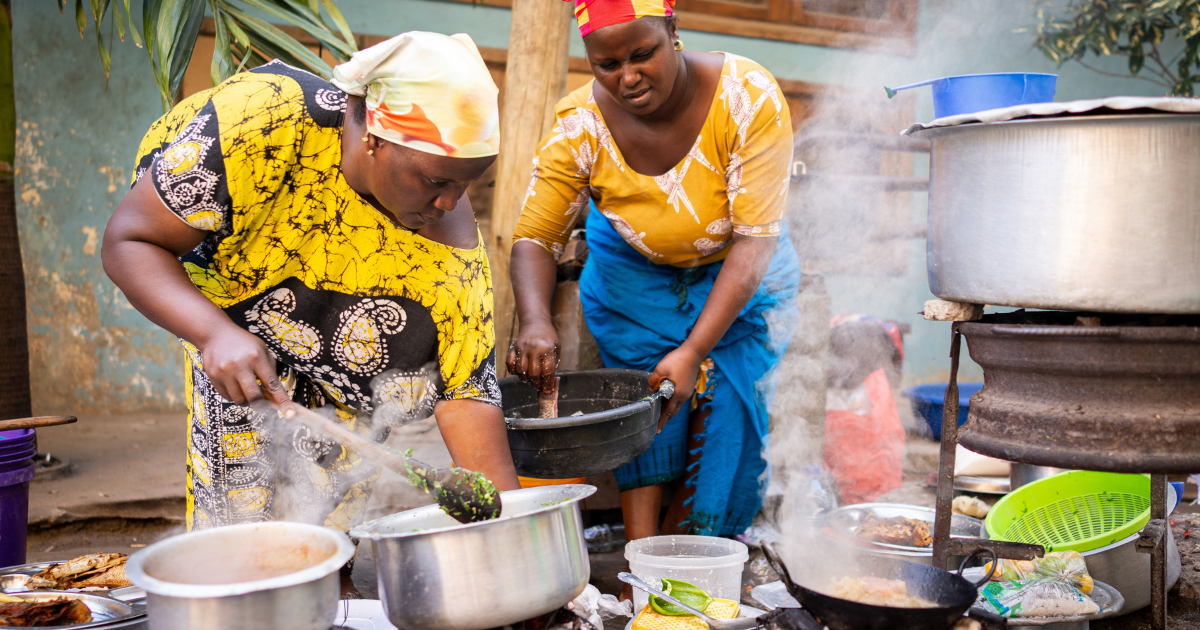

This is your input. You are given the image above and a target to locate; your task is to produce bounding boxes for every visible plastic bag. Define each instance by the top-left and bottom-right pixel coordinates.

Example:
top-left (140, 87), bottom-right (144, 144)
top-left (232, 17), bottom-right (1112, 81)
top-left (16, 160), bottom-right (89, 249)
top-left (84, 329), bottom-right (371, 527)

top-left (567, 584), bottom-right (632, 630)
top-left (984, 551), bottom-right (1094, 594)
top-left (976, 579), bottom-right (1100, 618)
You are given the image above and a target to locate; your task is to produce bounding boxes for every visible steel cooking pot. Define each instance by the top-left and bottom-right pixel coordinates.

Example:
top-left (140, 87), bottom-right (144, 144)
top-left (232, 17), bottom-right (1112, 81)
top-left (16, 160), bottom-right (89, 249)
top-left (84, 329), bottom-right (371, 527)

top-left (910, 100), bottom-right (1200, 314)
top-left (351, 484), bottom-right (595, 630)
top-left (125, 521), bottom-right (354, 630)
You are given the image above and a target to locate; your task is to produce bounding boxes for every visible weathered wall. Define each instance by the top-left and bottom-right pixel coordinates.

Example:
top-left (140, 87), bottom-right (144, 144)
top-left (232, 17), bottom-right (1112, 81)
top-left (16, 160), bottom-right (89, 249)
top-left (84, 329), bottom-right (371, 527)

top-left (12, 0), bottom-right (180, 414)
top-left (11, 0), bottom-right (1173, 414)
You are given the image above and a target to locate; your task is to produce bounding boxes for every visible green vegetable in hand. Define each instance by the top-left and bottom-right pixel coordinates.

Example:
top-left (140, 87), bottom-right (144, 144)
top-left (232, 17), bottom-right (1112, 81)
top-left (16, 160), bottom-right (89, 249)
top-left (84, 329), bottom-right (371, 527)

top-left (649, 578), bottom-right (714, 616)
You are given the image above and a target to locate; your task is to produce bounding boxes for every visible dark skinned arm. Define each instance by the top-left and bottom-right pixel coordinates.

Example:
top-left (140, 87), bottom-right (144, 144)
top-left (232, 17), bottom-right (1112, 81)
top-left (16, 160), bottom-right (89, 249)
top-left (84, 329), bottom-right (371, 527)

top-left (650, 233), bottom-right (777, 427)
top-left (101, 175), bottom-right (291, 406)
top-left (506, 239), bottom-right (561, 394)
top-left (509, 233), bottom-right (778, 428)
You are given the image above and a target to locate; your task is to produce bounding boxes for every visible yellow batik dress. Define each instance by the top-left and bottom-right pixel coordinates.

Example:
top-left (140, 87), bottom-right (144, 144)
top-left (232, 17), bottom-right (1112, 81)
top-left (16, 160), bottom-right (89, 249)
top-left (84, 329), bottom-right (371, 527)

top-left (131, 61), bottom-right (500, 532)
top-left (512, 53), bottom-right (801, 536)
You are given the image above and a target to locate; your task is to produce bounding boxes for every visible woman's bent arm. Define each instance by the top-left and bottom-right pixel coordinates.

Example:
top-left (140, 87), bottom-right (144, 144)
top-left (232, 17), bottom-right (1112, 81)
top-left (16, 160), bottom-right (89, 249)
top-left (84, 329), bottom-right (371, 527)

top-left (650, 234), bottom-right (777, 424)
top-left (101, 176), bottom-right (289, 405)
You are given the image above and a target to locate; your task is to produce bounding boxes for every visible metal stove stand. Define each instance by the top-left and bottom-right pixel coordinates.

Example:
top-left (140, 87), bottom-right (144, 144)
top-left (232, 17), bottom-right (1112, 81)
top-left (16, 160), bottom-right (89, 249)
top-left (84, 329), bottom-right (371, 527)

top-left (930, 314), bottom-right (1200, 630)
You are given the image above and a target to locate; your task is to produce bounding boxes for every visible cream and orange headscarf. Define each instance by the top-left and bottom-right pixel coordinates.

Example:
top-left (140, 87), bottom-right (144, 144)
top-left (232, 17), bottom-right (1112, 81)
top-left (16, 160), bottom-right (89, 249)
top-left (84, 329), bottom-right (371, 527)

top-left (331, 31), bottom-right (500, 158)
top-left (565, 0), bottom-right (676, 38)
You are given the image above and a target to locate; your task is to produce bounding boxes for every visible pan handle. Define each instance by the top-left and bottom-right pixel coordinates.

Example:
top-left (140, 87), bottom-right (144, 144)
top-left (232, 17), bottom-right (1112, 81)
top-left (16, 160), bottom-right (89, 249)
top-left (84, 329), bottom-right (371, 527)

top-left (644, 379), bottom-right (676, 402)
top-left (759, 541), bottom-right (805, 606)
top-left (957, 547), bottom-right (999, 588)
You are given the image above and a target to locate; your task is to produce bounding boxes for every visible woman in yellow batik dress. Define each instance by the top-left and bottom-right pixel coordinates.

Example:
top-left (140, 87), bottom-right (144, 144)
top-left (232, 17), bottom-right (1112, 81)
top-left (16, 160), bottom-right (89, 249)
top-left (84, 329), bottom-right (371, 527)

top-left (104, 32), bottom-right (519, 535)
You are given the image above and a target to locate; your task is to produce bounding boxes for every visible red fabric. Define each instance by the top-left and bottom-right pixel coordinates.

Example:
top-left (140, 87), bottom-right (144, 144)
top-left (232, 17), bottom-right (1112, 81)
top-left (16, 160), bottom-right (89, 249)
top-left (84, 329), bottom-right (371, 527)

top-left (565, 0), bottom-right (675, 37)
top-left (823, 369), bottom-right (905, 505)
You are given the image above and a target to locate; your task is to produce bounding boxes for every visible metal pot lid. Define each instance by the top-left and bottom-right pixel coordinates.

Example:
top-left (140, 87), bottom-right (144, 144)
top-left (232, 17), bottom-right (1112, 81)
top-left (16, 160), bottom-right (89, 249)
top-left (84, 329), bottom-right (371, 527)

top-left (903, 96), bottom-right (1200, 135)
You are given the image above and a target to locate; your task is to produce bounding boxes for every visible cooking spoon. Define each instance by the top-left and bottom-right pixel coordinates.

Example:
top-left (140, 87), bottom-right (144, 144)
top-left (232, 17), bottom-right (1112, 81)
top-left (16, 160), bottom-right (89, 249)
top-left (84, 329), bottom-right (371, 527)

top-left (618, 572), bottom-right (760, 630)
top-left (249, 400), bottom-right (502, 524)
top-left (0, 416), bottom-right (77, 431)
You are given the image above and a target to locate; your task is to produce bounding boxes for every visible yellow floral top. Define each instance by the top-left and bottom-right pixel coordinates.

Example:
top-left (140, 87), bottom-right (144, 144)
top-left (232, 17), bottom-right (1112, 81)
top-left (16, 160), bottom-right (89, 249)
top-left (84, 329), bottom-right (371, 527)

top-left (132, 61), bottom-right (498, 531)
top-left (513, 53), bottom-right (793, 268)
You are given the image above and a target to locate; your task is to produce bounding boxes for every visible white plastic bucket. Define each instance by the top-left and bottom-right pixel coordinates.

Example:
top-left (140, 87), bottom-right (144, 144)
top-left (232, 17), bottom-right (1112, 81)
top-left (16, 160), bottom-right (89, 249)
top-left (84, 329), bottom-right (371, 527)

top-left (624, 535), bottom-right (748, 613)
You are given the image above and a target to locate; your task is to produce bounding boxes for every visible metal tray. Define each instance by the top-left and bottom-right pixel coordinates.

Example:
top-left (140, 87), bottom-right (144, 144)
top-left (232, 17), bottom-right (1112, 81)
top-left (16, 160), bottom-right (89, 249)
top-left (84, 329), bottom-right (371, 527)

top-left (0, 590), bottom-right (147, 629)
top-left (826, 503), bottom-right (983, 553)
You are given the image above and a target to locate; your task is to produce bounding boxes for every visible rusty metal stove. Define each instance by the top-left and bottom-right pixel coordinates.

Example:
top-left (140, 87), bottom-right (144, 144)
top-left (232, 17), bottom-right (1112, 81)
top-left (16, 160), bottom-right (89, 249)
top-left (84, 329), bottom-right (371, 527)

top-left (930, 310), bottom-right (1200, 629)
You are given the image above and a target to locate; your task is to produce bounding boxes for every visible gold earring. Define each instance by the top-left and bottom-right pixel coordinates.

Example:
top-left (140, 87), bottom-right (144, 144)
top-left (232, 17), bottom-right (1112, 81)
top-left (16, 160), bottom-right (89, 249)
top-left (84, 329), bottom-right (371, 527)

top-left (361, 136), bottom-right (368, 142)
top-left (674, 39), bottom-right (683, 51)
top-left (368, 149), bottom-right (375, 156)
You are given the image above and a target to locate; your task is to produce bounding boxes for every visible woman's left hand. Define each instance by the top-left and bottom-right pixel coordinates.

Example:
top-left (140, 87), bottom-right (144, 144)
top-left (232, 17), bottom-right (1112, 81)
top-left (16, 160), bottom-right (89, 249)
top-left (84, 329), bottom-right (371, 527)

top-left (650, 345), bottom-right (703, 431)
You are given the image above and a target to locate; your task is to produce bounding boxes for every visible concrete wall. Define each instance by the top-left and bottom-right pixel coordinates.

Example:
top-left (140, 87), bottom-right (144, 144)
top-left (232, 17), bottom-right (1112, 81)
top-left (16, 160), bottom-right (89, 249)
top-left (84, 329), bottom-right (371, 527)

top-left (12, 0), bottom-right (1170, 413)
top-left (13, 0), bottom-right (181, 414)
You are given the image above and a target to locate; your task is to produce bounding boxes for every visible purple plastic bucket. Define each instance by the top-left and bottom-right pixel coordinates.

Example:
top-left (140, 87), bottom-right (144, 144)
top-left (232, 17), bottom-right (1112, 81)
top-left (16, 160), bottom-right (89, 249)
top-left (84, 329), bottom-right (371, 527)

top-left (0, 429), bottom-right (35, 449)
top-left (0, 461), bottom-right (34, 567)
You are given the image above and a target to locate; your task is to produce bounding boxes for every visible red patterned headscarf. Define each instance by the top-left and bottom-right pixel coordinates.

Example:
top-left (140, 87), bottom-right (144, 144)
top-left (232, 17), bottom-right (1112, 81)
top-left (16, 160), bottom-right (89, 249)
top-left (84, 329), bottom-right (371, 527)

top-left (565, 0), bottom-right (676, 38)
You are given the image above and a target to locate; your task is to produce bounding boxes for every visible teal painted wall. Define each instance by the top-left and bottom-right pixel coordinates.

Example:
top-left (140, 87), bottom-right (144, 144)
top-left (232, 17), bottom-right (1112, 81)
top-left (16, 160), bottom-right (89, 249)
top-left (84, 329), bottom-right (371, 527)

top-left (12, 0), bottom-right (181, 414)
top-left (12, 0), bottom-right (1171, 413)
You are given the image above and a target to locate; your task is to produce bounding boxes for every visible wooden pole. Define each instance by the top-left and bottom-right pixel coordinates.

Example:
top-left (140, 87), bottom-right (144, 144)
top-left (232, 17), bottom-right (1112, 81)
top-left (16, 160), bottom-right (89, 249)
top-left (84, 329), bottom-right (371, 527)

top-left (489, 0), bottom-right (573, 375)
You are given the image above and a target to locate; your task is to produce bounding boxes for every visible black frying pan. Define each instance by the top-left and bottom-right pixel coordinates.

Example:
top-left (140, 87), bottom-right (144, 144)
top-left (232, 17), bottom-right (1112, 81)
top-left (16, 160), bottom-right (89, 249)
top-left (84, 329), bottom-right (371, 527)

top-left (760, 541), bottom-right (996, 630)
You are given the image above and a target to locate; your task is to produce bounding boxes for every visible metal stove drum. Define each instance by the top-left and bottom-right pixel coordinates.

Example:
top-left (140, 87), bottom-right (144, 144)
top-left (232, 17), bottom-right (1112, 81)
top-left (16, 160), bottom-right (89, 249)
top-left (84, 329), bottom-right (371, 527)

top-left (906, 96), bottom-right (1200, 630)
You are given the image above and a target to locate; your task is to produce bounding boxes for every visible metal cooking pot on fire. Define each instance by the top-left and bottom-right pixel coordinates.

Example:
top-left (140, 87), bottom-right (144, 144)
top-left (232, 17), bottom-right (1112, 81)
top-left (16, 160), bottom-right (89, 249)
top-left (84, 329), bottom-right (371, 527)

top-left (907, 97), bottom-right (1200, 314)
top-left (351, 484), bottom-right (595, 630)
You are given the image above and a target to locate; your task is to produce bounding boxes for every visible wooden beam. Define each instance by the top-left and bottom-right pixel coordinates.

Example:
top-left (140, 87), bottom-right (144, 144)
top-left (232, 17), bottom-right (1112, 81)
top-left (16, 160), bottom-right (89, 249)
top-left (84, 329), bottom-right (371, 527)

top-left (489, 0), bottom-right (573, 375)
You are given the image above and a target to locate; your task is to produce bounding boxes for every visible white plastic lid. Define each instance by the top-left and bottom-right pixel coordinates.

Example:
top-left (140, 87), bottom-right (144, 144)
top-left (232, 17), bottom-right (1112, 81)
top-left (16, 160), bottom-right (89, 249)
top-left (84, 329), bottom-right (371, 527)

top-left (624, 535), bottom-right (749, 568)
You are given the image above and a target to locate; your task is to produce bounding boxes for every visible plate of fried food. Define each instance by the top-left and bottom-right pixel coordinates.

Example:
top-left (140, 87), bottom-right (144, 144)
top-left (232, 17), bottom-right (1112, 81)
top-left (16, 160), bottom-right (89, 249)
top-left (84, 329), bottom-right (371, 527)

top-left (0, 553), bottom-right (144, 628)
top-left (825, 504), bottom-right (983, 553)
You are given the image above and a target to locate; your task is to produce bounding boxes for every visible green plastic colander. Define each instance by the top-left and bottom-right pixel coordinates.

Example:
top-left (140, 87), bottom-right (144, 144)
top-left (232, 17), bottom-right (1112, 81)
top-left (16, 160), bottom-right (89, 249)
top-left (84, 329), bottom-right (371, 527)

top-left (985, 471), bottom-right (1151, 553)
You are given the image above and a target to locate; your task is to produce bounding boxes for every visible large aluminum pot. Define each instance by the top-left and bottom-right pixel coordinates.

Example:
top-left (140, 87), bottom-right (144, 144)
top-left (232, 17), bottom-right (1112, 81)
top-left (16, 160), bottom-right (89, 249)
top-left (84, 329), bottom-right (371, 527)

top-left (914, 113), bottom-right (1200, 313)
top-left (351, 484), bottom-right (595, 630)
top-left (126, 521), bottom-right (354, 630)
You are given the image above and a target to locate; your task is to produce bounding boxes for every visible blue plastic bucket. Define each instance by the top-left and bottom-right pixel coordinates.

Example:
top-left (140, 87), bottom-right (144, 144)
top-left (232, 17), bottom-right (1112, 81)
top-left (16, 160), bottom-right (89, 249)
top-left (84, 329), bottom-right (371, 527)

top-left (886, 73), bottom-right (1057, 119)
top-left (903, 382), bottom-right (984, 440)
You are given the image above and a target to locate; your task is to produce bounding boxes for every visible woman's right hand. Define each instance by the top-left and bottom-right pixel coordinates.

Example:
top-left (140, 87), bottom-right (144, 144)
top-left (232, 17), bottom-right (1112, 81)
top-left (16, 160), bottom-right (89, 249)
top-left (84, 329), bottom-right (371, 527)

top-left (506, 321), bottom-right (560, 394)
top-left (198, 324), bottom-right (289, 406)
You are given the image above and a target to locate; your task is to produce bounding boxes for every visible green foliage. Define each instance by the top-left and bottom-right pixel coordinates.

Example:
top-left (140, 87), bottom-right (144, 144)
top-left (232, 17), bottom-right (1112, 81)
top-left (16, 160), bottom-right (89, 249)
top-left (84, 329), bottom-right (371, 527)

top-left (1034, 0), bottom-right (1200, 96)
top-left (58, 0), bottom-right (358, 111)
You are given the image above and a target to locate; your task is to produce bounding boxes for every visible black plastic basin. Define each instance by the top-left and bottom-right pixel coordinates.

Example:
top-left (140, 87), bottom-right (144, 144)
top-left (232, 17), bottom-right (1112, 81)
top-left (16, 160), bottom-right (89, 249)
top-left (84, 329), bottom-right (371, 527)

top-left (501, 369), bottom-right (666, 479)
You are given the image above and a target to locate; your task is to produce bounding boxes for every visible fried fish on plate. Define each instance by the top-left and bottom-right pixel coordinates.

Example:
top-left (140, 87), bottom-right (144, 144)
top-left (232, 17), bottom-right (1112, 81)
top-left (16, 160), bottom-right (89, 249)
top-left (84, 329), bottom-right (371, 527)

top-left (25, 553), bottom-right (131, 590)
top-left (0, 597), bottom-right (93, 626)
top-left (854, 514), bottom-right (933, 548)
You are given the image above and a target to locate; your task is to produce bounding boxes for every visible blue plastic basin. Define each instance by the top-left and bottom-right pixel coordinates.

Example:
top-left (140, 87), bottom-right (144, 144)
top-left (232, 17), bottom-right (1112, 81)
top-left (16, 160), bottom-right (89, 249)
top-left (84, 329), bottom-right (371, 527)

top-left (903, 382), bottom-right (984, 440)
top-left (886, 73), bottom-right (1057, 119)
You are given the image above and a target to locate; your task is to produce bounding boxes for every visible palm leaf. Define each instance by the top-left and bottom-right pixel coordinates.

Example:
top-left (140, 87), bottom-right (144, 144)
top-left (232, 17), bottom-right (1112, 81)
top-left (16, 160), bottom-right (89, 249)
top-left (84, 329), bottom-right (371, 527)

top-left (64, 0), bottom-right (359, 110)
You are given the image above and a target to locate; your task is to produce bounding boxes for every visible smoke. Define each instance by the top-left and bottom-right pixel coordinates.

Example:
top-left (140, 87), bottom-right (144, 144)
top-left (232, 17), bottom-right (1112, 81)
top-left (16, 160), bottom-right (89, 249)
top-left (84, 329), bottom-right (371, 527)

top-left (257, 362), bottom-right (441, 529)
top-left (752, 0), bottom-right (1027, 584)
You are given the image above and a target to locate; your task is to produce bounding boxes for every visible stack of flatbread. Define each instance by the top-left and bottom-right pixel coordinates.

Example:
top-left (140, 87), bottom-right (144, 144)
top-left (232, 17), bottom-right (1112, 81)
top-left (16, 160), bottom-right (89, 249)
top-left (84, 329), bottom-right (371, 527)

top-left (25, 553), bottom-right (131, 590)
